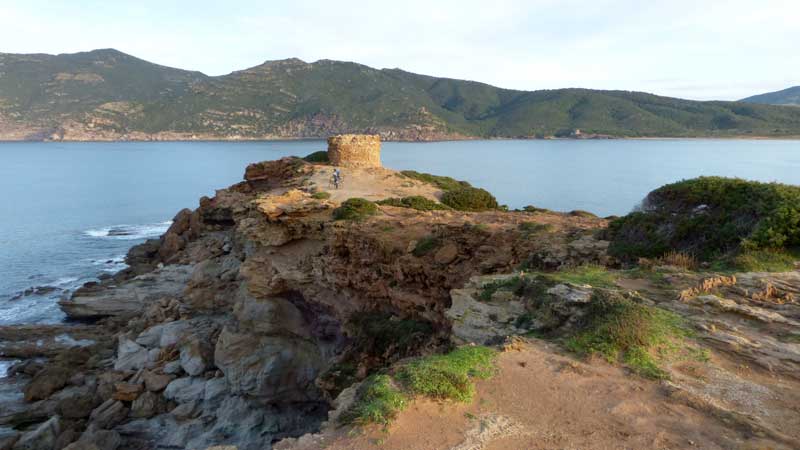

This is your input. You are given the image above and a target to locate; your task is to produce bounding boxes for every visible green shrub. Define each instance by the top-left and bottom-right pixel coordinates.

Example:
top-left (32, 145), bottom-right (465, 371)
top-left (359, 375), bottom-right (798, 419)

top-left (397, 346), bottom-right (496, 402)
top-left (376, 196), bottom-right (450, 211)
top-left (711, 248), bottom-right (800, 272)
top-left (311, 191), bottom-right (331, 200)
top-left (569, 210), bottom-right (598, 218)
top-left (333, 198), bottom-right (378, 221)
top-left (609, 177), bottom-right (800, 261)
top-left (350, 312), bottom-right (434, 356)
top-left (519, 205), bottom-right (552, 213)
top-left (303, 150), bottom-right (329, 163)
top-left (479, 276), bottom-right (525, 301)
top-left (566, 292), bottom-right (689, 379)
top-left (400, 170), bottom-right (470, 191)
top-left (412, 235), bottom-right (441, 257)
top-left (518, 221), bottom-right (554, 235)
top-left (441, 187), bottom-right (499, 211)
top-left (341, 374), bottom-right (407, 426)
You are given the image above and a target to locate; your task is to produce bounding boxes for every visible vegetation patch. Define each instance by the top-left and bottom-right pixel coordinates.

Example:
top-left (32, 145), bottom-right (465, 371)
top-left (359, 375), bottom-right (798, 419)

top-left (413, 235), bottom-right (441, 257)
top-left (518, 221), bottom-right (555, 236)
top-left (711, 248), bottom-right (800, 273)
top-left (376, 196), bottom-right (450, 211)
top-left (311, 191), bottom-right (331, 200)
top-left (350, 312), bottom-right (435, 356)
top-left (441, 187), bottom-right (499, 211)
top-left (400, 170), bottom-right (471, 192)
top-left (303, 150), bottom-right (330, 163)
top-left (479, 276), bottom-right (525, 301)
top-left (333, 198), bottom-right (378, 221)
top-left (569, 210), bottom-right (598, 218)
top-left (519, 205), bottom-right (553, 214)
top-left (547, 264), bottom-right (618, 288)
top-left (565, 291), bottom-right (690, 379)
top-left (341, 374), bottom-right (407, 426)
top-left (396, 346), bottom-right (497, 402)
top-left (609, 177), bottom-right (800, 261)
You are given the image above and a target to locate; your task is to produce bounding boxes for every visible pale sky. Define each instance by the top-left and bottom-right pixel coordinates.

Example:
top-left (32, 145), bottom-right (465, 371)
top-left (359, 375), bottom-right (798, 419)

top-left (0, 0), bottom-right (797, 100)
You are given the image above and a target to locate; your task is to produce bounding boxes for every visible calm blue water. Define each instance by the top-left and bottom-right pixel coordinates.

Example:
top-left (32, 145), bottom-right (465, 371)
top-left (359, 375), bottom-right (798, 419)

top-left (1, 139), bottom-right (800, 327)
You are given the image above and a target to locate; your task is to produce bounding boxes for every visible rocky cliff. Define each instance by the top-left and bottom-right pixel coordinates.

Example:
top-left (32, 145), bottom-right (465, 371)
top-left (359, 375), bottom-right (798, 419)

top-left (1, 157), bottom-right (798, 450)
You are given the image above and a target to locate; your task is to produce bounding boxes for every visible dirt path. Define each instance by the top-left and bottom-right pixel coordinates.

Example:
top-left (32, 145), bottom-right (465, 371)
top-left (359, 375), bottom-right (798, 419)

top-left (280, 339), bottom-right (789, 450)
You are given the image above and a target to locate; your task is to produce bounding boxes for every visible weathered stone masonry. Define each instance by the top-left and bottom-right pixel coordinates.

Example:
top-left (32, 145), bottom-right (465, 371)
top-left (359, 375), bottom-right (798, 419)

top-left (327, 134), bottom-right (382, 168)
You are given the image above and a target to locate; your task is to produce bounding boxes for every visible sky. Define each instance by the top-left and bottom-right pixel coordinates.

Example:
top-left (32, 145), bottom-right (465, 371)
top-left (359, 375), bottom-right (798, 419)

top-left (0, 0), bottom-right (797, 100)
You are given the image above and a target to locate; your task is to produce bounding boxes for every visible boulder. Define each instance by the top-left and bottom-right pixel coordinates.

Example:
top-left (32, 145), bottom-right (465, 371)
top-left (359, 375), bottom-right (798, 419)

top-left (135, 321), bottom-right (191, 348)
top-left (114, 338), bottom-right (150, 371)
top-left (12, 416), bottom-right (60, 450)
top-left (214, 328), bottom-right (323, 403)
top-left (163, 360), bottom-right (183, 375)
top-left (434, 242), bottom-right (459, 265)
top-left (89, 399), bottom-right (128, 429)
top-left (232, 294), bottom-right (308, 337)
top-left (112, 382), bottom-right (143, 401)
top-left (130, 391), bottom-right (163, 419)
top-left (163, 377), bottom-right (206, 404)
top-left (23, 367), bottom-right (70, 402)
top-left (179, 338), bottom-right (213, 376)
top-left (56, 386), bottom-right (97, 419)
top-left (142, 370), bottom-right (174, 392)
top-left (447, 276), bottom-right (529, 345)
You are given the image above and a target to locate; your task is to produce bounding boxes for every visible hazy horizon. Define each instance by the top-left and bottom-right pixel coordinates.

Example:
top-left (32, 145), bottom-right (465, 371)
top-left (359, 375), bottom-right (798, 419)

top-left (1, 0), bottom-right (798, 101)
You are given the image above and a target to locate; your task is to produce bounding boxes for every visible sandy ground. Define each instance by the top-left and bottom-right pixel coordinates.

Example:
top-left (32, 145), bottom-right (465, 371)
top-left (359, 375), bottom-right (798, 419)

top-left (308, 166), bottom-right (442, 204)
top-left (280, 339), bottom-right (791, 450)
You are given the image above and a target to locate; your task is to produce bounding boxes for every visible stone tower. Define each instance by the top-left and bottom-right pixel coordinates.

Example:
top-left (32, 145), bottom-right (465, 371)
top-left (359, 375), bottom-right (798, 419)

top-left (327, 134), bottom-right (382, 168)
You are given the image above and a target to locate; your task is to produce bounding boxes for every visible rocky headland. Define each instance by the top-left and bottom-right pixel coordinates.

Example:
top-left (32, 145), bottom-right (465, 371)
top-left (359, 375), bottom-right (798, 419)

top-left (1, 138), bottom-right (799, 450)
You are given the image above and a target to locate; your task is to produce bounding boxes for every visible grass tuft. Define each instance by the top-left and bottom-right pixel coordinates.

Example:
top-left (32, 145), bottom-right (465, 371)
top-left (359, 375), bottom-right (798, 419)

top-left (376, 196), bottom-right (450, 211)
top-left (341, 374), bottom-right (407, 426)
top-left (713, 248), bottom-right (800, 272)
top-left (397, 346), bottom-right (497, 402)
top-left (547, 264), bottom-right (618, 288)
top-left (565, 292), bottom-right (689, 379)
top-left (413, 235), bottom-right (441, 257)
top-left (333, 198), bottom-right (378, 221)
top-left (311, 191), bottom-right (331, 200)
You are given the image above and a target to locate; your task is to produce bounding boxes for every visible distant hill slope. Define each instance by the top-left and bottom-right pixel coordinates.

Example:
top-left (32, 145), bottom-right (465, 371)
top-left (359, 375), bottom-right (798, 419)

top-left (741, 86), bottom-right (800, 107)
top-left (2, 49), bottom-right (800, 141)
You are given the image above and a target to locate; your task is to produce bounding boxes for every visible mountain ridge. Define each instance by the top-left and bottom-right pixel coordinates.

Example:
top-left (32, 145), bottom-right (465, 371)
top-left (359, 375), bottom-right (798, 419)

top-left (2, 49), bottom-right (800, 141)
top-left (741, 86), bottom-right (800, 107)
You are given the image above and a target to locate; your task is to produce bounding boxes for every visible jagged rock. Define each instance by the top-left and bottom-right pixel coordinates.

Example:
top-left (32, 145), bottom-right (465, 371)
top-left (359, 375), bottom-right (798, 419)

top-left (66, 427), bottom-right (121, 450)
top-left (179, 337), bottom-right (213, 376)
top-left (96, 372), bottom-right (127, 401)
top-left (60, 265), bottom-right (192, 319)
top-left (447, 276), bottom-right (529, 345)
top-left (698, 295), bottom-right (800, 326)
top-left (135, 321), bottom-right (191, 348)
top-left (56, 386), bottom-right (97, 419)
top-left (203, 378), bottom-right (228, 407)
top-left (142, 370), bottom-right (174, 392)
top-left (112, 382), bottom-right (143, 401)
top-left (170, 401), bottom-right (200, 420)
top-left (114, 338), bottom-right (150, 371)
top-left (23, 367), bottom-right (70, 402)
top-left (89, 399), bottom-right (128, 429)
top-left (232, 294), bottom-right (308, 337)
top-left (12, 416), bottom-right (60, 450)
top-left (130, 391), bottom-right (162, 419)
top-left (434, 242), bottom-right (459, 265)
top-left (214, 328), bottom-right (323, 403)
top-left (0, 434), bottom-right (19, 450)
top-left (163, 360), bottom-right (183, 375)
top-left (163, 377), bottom-right (206, 404)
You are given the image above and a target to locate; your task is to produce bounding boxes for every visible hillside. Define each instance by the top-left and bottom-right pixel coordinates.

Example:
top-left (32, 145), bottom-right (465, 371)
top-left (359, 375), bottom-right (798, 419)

top-left (742, 86), bottom-right (800, 107)
top-left (3, 49), bottom-right (800, 140)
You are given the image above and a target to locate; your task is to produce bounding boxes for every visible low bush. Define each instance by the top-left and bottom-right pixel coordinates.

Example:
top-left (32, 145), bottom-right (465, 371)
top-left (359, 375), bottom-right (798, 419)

top-left (569, 210), bottom-right (598, 218)
top-left (712, 248), bottom-right (800, 272)
top-left (566, 292), bottom-right (689, 379)
top-left (333, 198), bottom-right (378, 221)
top-left (376, 196), bottom-right (449, 211)
top-left (400, 170), bottom-right (470, 191)
top-left (412, 235), bottom-right (441, 257)
top-left (441, 187), bottom-right (499, 211)
top-left (350, 312), bottom-right (435, 356)
top-left (518, 221), bottom-right (555, 235)
top-left (396, 346), bottom-right (496, 402)
top-left (311, 191), bottom-right (331, 200)
top-left (303, 150), bottom-right (329, 163)
top-left (609, 177), bottom-right (800, 261)
top-left (341, 374), bottom-right (407, 426)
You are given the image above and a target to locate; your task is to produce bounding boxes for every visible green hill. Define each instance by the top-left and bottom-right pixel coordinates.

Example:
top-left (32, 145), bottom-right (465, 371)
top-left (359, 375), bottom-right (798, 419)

top-left (741, 86), bottom-right (800, 107)
top-left (2, 49), bottom-right (800, 140)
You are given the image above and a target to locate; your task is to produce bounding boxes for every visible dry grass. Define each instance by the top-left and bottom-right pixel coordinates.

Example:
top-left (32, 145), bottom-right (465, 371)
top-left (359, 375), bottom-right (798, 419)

top-left (678, 275), bottom-right (737, 301)
top-left (658, 251), bottom-right (698, 270)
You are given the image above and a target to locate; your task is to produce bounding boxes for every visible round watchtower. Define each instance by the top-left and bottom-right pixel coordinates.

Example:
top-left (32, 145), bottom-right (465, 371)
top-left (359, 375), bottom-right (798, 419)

top-left (327, 134), bottom-right (382, 168)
